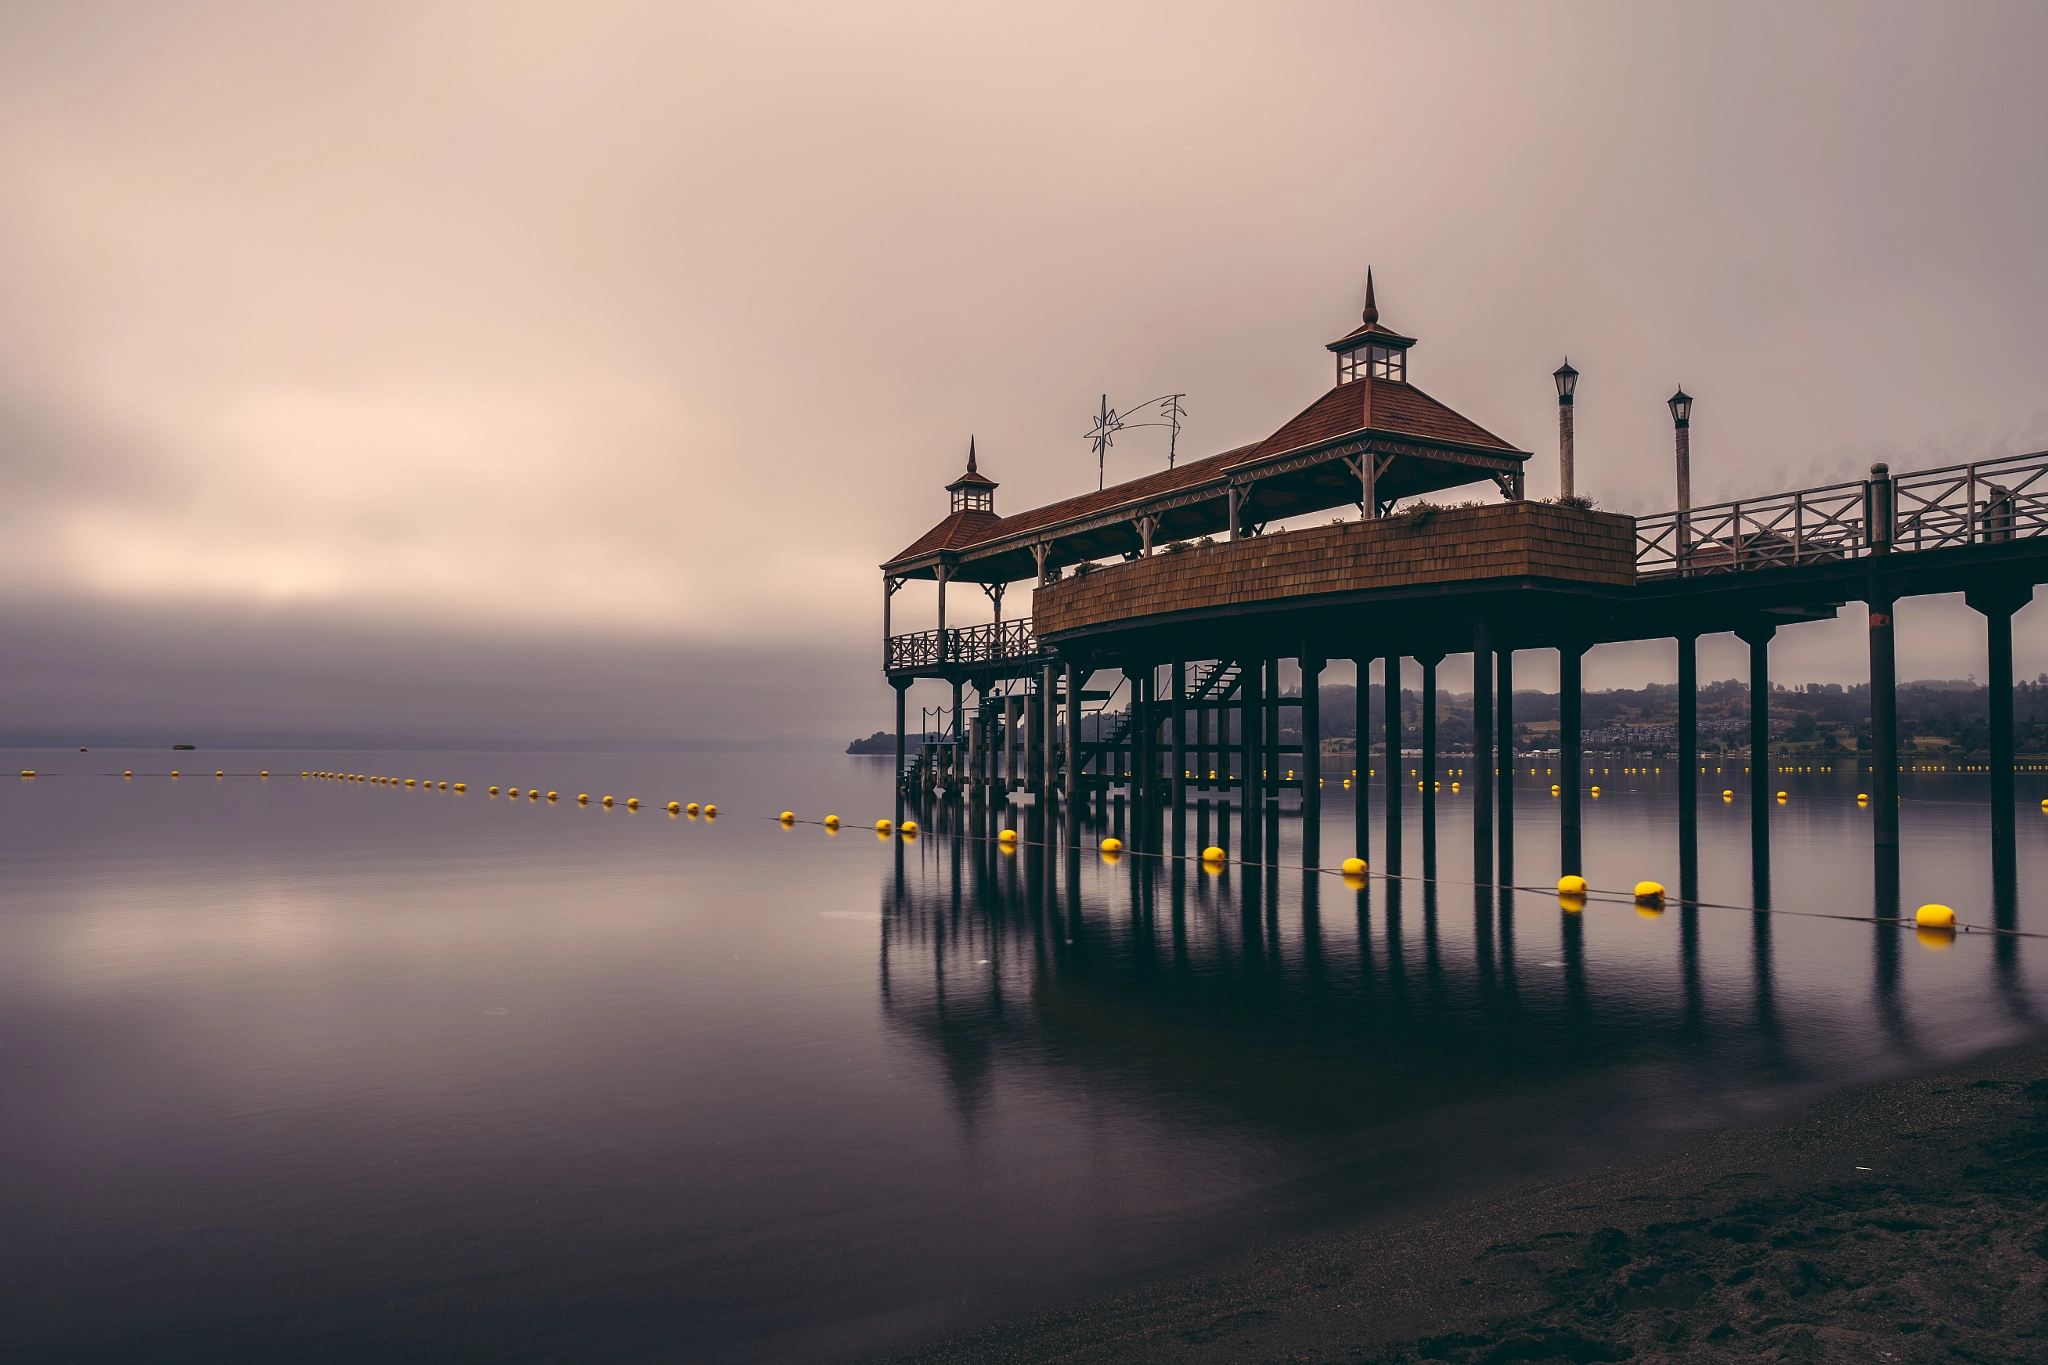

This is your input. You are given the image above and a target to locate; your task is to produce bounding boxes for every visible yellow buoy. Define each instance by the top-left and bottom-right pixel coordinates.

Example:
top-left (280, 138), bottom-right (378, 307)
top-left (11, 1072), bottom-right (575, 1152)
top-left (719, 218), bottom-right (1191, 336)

top-left (488, 786), bottom-right (499, 795)
top-left (900, 819), bottom-right (917, 834)
top-left (1776, 790), bottom-right (1787, 800)
top-left (1550, 784), bottom-right (1560, 794)
top-left (1341, 857), bottom-right (1367, 875)
top-left (875, 818), bottom-right (892, 832)
top-left (667, 800), bottom-right (681, 813)
top-left (823, 814), bottom-right (840, 828)
top-left (687, 802), bottom-right (700, 814)
top-left (547, 791), bottom-right (559, 801)
top-left (1558, 874), bottom-right (1588, 895)
top-left (998, 828), bottom-right (1018, 843)
top-left (216, 770), bottom-right (223, 777)
top-left (261, 771), bottom-right (269, 777)
top-left (19, 769), bottom-right (33, 778)
top-left (1857, 793), bottom-right (1869, 803)
top-left (1590, 785), bottom-right (1601, 796)
top-left (1915, 904), bottom-right (1957, 929)
top-left (1202, 845), bottom-right (1226, 862)
top-left (440, 782), bottom-right (448, 790)
top-left (171, 770), bottom-right (180, 777)
top-left (704, 804), bottom-right (717, 817)
top-left (602, 795), bottom-right (614, 806)
top-left (1100, 837), bottom-right (1123, 853)
top-left (528, 789), bottom-right (539, 799)
top-left (1722, 790), bottom-right (1733, 799)
top-left (626, 798), bottom-right (640, 809)
top-left (1451, 781), bottom-right (1461, 791)
top-left (1634, 880), bottom-right (1665, 906)
top-left (780, 811), bottom-right (796, 823)
top-left (124, 770), bottom-right (133, 777)
top-left (405, 779), bottom-right (416, 787)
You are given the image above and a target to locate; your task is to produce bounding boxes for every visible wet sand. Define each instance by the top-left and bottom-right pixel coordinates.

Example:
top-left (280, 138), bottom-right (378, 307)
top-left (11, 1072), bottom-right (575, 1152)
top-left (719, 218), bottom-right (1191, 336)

top-left (882, 1036), bottom-right (2048, 1363)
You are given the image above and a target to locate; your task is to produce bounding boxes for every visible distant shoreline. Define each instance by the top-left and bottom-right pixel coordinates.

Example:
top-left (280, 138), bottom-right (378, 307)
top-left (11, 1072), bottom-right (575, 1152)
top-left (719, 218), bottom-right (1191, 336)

top-left (881, 1034), bottom-right (2048, 1363)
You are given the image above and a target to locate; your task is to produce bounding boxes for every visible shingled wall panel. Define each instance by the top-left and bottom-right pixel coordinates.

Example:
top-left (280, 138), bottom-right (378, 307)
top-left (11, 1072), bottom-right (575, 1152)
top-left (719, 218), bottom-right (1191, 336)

top-left (1031, 502), bottom-right (1634, 636)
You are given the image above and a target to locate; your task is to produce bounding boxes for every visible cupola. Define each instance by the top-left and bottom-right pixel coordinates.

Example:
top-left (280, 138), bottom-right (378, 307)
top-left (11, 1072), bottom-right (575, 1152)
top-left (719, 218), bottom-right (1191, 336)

top-left (946, 438), bottom-right (997, 514)
top-left (1325, 269), bottom-right (1417, 385)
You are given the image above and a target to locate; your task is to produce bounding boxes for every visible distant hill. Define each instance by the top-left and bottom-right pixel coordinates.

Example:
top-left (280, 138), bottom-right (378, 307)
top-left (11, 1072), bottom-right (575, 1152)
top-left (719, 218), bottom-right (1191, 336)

top-left (846, 731), bottom-right (918, 755)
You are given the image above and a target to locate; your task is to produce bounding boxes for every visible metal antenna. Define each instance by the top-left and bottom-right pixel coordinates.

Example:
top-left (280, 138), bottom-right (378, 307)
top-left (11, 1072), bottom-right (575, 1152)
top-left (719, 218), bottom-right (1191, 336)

top-left (1083, 391), bottom-right (1187, 486)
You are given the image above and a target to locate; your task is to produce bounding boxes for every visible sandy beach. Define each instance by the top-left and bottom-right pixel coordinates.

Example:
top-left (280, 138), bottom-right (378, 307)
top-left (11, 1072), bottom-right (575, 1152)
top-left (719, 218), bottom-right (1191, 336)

top-left (884, 1036), bottom-right (2048, 1363)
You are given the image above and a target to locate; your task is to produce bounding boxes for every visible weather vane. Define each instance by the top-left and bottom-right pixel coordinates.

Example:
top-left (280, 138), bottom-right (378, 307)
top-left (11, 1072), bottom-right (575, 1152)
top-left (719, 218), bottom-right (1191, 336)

top-left (1084, 392), bottom-right (1187, 490)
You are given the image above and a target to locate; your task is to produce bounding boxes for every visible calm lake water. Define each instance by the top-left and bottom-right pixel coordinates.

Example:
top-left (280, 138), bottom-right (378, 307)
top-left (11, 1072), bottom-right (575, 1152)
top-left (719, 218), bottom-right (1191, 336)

top-left (3, 749), bottom-right (2043, 1362)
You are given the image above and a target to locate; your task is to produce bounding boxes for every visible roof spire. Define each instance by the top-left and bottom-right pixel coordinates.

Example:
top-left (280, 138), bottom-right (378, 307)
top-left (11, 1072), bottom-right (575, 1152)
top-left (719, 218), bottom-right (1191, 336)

top-left (1361, 268), bottom-right (1378, 327)
top-left (966, 436), bottom-right (977, 473)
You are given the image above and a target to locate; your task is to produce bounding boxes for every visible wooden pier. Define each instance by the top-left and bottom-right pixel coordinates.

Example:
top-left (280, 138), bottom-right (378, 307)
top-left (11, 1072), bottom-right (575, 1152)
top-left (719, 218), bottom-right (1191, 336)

top-left (881, 280), bottom-right (2048, 880)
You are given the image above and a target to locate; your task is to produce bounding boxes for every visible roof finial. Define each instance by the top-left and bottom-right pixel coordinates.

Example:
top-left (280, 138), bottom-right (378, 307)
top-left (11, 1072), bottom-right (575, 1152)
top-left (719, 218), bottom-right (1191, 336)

top-left (967, 435), bottom-right (977, 473)
top-left (1361, 268), bottom-right (1378, 327)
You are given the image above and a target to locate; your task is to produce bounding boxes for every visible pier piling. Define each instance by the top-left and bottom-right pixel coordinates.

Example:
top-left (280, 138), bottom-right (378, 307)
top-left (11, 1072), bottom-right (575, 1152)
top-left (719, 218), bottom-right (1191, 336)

top-left (1384, 655), bottom-right (1403, 874)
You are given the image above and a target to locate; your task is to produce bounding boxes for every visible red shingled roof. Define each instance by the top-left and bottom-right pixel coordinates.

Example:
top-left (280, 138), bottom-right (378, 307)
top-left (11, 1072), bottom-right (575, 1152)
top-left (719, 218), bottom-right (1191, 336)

top-left (1247, 376), bottom-right (1516, 461)
top-left (886, 377), bottom-right (1517, 567)
top-left (889, 508), bottom-right (1003, 562)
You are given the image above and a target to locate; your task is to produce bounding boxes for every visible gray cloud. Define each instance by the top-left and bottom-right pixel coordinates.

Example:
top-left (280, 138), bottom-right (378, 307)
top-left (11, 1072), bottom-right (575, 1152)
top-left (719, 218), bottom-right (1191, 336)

top-left (1, 1), bottom-right (2044, 744)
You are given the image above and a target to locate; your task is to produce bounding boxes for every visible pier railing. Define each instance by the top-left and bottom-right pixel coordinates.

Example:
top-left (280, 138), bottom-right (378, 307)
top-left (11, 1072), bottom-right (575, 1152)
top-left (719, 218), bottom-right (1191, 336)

top-left (887, 618), bottom-right (1043, 671)
top-left (1635, 449), bottom-right (2048, 580)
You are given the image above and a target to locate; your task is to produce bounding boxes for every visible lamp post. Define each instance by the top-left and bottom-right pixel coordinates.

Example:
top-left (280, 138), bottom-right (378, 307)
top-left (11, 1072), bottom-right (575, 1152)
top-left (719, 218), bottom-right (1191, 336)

top-left (1553, 359), bottom-right (1579, 500)
top-left (1668, 386), bottom-right (1693, 566)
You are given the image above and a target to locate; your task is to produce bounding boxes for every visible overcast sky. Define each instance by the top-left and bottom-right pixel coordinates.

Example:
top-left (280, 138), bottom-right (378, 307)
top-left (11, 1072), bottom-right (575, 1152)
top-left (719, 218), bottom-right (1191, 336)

top-left (3, 1), bottom-right (2045, 747)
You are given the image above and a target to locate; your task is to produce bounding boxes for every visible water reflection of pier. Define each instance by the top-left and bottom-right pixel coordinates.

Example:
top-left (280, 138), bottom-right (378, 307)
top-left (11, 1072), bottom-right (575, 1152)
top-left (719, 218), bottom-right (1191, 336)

top-left (875, 800), bottom-right (2027, 1168)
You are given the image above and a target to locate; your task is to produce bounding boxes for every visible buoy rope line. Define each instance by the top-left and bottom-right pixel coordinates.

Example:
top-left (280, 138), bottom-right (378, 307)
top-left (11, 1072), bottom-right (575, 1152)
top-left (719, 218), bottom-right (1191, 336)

top-left (850, 820), bottom-right (2044, 940)
top-left (19, 774), bottom-right (2032, 939)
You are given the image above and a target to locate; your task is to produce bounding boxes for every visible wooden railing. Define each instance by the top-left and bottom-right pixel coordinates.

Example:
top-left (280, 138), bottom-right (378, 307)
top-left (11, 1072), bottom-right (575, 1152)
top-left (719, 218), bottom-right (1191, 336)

top-left (887, 618), bottom-right (1044, 671)
top-left (1634, 449), bottom-right (2048, 580)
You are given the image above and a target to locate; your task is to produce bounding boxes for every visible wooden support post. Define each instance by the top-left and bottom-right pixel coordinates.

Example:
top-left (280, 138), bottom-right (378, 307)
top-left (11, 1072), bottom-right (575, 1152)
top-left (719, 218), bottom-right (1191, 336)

top-left (1420, 653), bottom-right (1442, 832)
top-left (1265, 658), bottom-right (1281, 808)
top-left (1064, 661), bottom-right (1082, 805)
top-left (1353, 655), bottom-right (1371, 864)
top-left (1040, 664), bottom-right (1057, 795)
top-left (1384, 654), bottom-right (1403, 874)
top-left (1005, 695), bottom-right (1020, 790)
top-left (893, 680), bottom-right (910, 807)
top-left (1171, 661), bottom-right (1187, 807)
top-left (1968, 583), bottom-right (2032, 847)
top-left (1867, 600), bottom-right (1896, 847)
top-left (1301, 654), bottom-right (1324, 841)
top-left (965, 686), bottom-right (979, 791)
top-left (1138, 666), bottom-right (1155, 805)
top-left (950, 681), bottom-right (964, 793)
top-left (1742, 623), bottom-right (1776, 832)
top-left (1496, 645), bottom-right (1514, 833)
top-left (1677, 634), bottom-right (1698, 832)
top-left (1472, 621), bottom-right (1494, 839)
top-left (1239, 660), bottom-right (1260, 858)
top-left (1560, 643), bottom-right (1584, 877)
